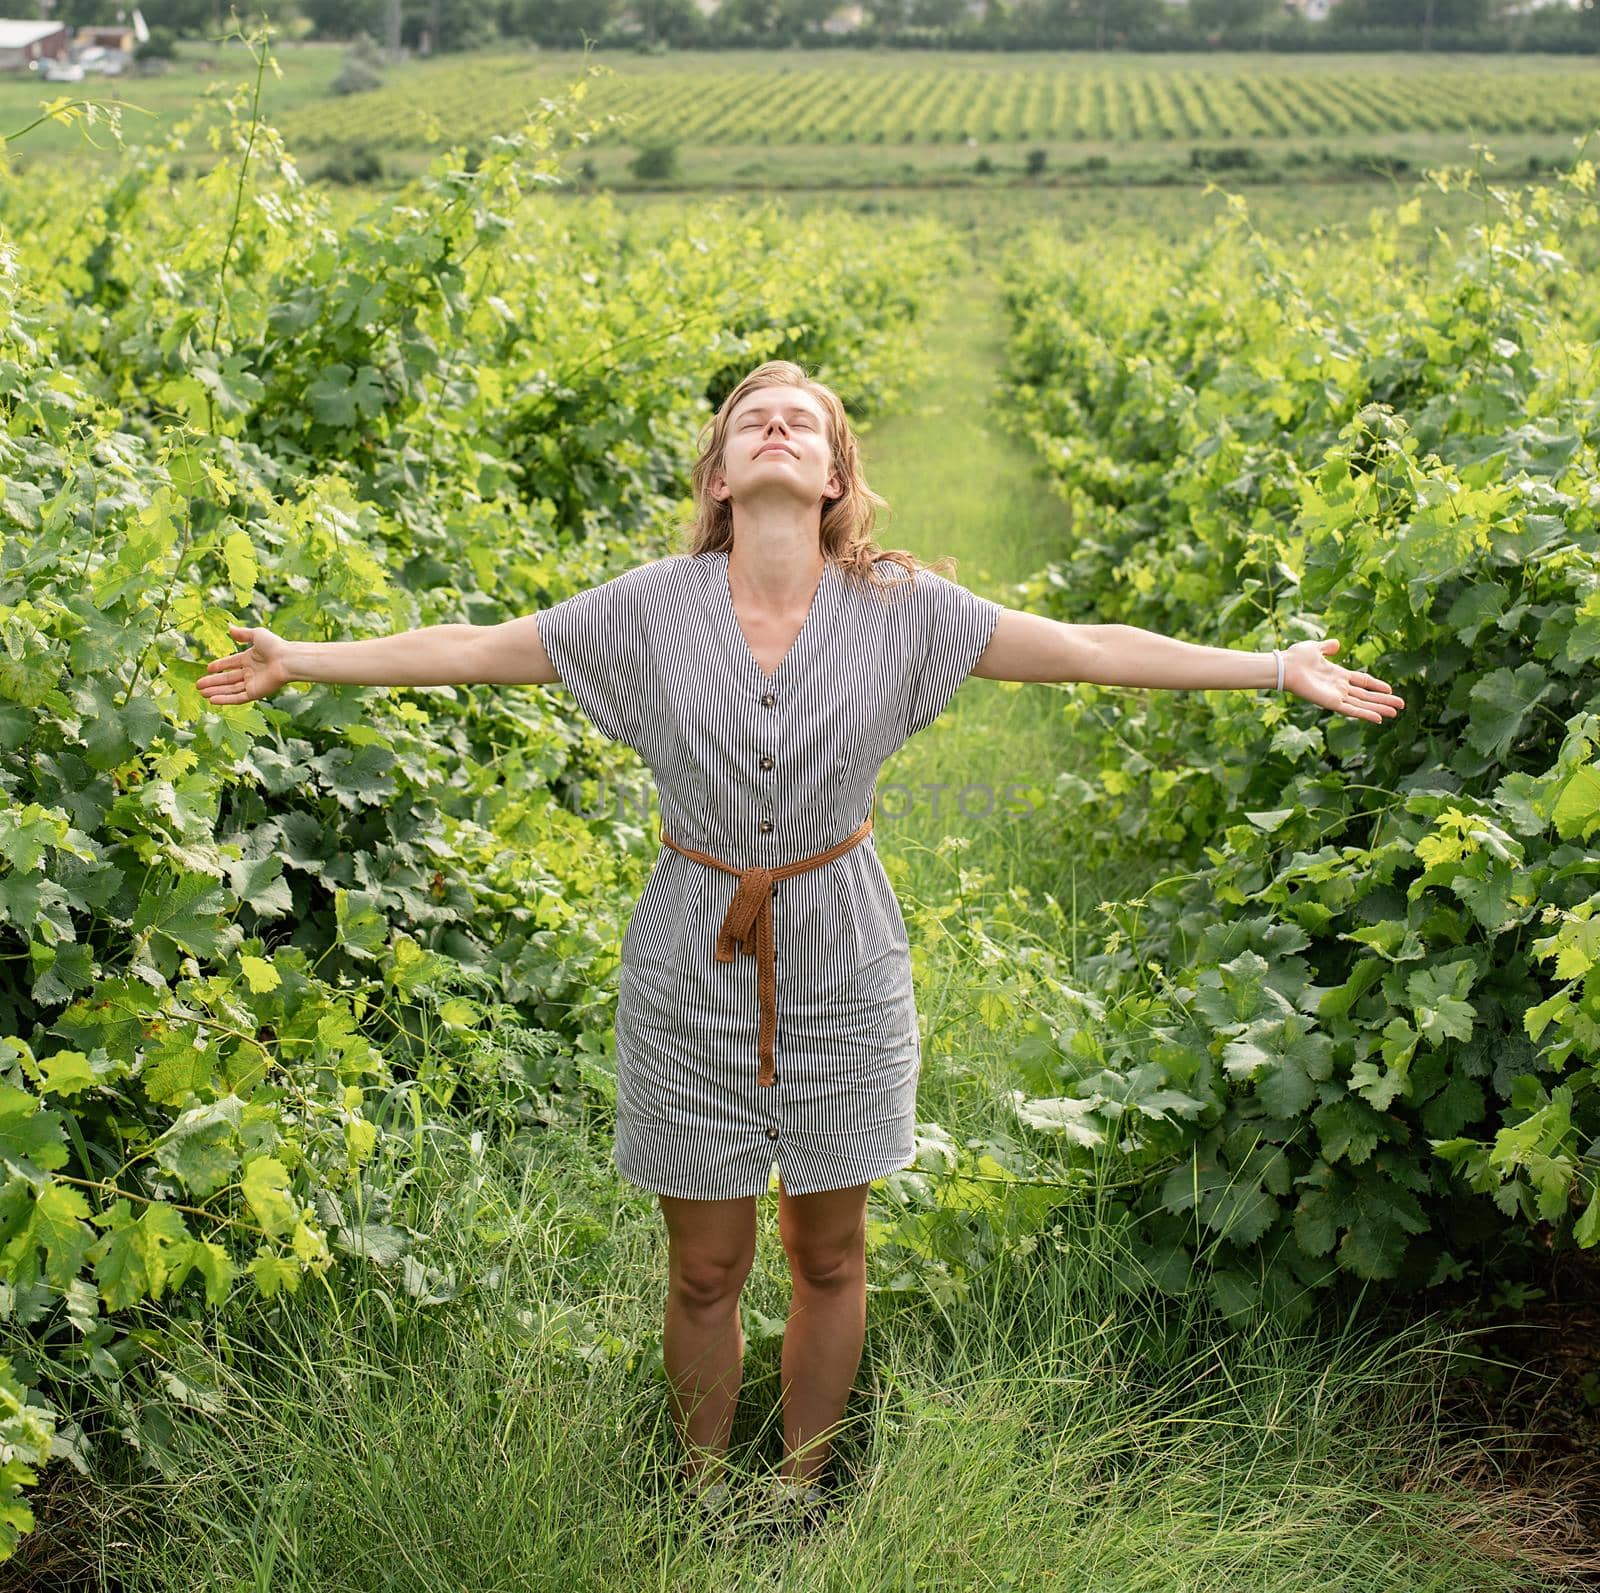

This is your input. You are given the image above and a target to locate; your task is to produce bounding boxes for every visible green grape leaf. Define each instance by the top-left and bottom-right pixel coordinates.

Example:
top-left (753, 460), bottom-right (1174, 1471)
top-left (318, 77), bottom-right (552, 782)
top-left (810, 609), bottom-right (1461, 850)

top-left (1421, 1074), bottom-right (1485, 1139)
top-left (30, 940), bottom-right (98, 1007)
top-left (1205, 1180), bottom-right (1279, 1246)
top-left (91, 1200), bottom-right (190, 1310)
top-left (173, 1237), bottom-right (237, 1308)
top-left (1338, 1185), bottom-right (1428, 1280)
top-left (1294, 1191), bottom-right (1339, 1258)
top-left (1552, 763), bottom-right (1600, 843)
top-left (152, 1098), bottom-right (243, 1198)
top-left (1349, 1059), bottom-right (1407, 1111)
top-left (1574, 1184), bottom-right (1600, 1249)
top-left (240, 1156), bottom-right (299, 1239)
top-left (221, 530), bottom-right (258, 603)
top-left (1205, 1268), bottom-right (1258, 1322)
top-left (1466, 664), bottom-right (1554, 762)
top-left (306, 363), bottom-right (386, 428)
top-left (312, 743), bottom-right (399, 810)
top-left (224, 852), bottom-right (294, 920)
top-left (7, 1180), bottom-right (94, 1291)
top-left (334, 888), bottom-right (389, 961)
top-left (1407, 959), bottom-right (1477, 1045)
top-left (0, 1084), bottom-right (69, 1180)
top-left (249, 1250), bottom-right (302, 1299)
top-left (1318, 957), bottom-right (1385, 1020)
top-left (38, 1045), bottom-right (127, 1098)
top-left (76, 677), bottom-right (163, 771)
top-left (1315, 1095), bottom-right (1388, 1166)
top-left (139, 1029), bottom-right (216, 1107)
top-left (132, 872), bottom-right (229, 960)
top-left (1013, 1093), bottom-right (1104, 1148)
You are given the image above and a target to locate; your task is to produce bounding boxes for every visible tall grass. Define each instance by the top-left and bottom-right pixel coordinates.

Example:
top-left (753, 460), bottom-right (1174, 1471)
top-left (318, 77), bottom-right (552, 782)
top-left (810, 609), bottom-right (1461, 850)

top-left (63, 1112), bottom-right (1564, 1590)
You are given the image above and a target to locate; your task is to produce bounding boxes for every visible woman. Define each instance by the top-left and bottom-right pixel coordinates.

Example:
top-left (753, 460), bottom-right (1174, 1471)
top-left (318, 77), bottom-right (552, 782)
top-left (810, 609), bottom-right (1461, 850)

top-left (198, 359), bottom-right (1405, 1523)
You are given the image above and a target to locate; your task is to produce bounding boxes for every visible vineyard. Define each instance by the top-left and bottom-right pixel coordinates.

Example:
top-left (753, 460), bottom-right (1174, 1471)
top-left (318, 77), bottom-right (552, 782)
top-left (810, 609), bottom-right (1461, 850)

top-left (4, 47), bottom-right (1597, 176)
top-left (0, 78), bottom-right (963, 1571)
top-left (990, 154), bottom-right (1600, 1314)
top-left (1, 36), bottom-right (1599, 1586)
top-left (270, 50), bottom-right (1600, 152)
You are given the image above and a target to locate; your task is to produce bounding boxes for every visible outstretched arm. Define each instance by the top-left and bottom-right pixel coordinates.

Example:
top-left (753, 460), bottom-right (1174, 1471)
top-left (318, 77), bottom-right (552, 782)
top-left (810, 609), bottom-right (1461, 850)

top-left (970, 610), bottom-right (1405, 725)
top-left (196, 615), bottom-right (561, 707)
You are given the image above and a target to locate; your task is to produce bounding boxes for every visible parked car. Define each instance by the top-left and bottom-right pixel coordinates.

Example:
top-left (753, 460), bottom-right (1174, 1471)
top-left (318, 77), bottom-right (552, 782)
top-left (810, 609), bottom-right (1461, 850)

top-left (29, 57), bottom-right (85, 81)
top-left (73, 46), bottom-right (128, 75)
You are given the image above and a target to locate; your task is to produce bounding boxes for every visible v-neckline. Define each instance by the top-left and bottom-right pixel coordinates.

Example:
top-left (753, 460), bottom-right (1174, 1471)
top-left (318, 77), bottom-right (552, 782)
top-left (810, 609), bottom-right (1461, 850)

top-left (719, 550), bottom-right (832, 683)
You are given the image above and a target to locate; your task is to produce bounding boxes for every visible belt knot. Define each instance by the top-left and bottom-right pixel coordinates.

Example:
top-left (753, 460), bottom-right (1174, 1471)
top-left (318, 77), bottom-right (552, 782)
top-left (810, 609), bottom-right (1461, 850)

top-left (714, 866), bottom-right (776, 963)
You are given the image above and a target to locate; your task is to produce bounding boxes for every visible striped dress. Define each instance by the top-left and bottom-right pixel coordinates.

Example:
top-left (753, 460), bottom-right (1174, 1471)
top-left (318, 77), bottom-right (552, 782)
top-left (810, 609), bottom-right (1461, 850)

top-left (536, 547), bottom-right (1003, 1200)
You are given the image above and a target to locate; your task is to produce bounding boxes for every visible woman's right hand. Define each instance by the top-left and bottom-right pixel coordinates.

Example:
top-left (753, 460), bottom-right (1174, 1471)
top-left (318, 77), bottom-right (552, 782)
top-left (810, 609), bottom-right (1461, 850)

top-left (197, 623), bottom-right (293, 707)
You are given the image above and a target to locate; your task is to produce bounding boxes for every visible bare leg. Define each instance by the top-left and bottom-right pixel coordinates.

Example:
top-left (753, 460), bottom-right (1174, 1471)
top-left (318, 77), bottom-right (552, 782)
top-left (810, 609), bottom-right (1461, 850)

top-left (657, 1193), bottom-right (758, 1489)
top-left (775, 1179), bottom-right (870, 1486)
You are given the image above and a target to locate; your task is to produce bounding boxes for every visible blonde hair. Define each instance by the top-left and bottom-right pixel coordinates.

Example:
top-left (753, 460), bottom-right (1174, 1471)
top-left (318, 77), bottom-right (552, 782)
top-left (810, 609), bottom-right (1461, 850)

top-left (678, 360), bottom-right (957, 595)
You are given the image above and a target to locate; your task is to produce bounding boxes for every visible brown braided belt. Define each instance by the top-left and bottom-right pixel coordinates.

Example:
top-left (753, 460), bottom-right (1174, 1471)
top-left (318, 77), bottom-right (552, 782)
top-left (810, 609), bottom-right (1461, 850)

top-left (658, 814), bottom-right (875, 1088)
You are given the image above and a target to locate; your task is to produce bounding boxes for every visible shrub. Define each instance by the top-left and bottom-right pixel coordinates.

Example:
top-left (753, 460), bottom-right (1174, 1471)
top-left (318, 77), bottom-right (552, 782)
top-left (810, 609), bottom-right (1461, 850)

top-left (329, 30), bottom-right (384, 96)
top-left (330, 56), bottom-right (383, 96)
top-left (1189, 145), bottom-right (1258, 171)
top-left (1025, 147), bottom-right (1047, 176)
top-left (1349, 150), bottom-right (1411, 177)
top-left (315, 143), bottom-right (386, 184)
top-left (628, 141), bottom-right (680, 181)
top-left (346, 28), bottom-right (385, 64)
top-left (134, 25), bottom-right (177, 60)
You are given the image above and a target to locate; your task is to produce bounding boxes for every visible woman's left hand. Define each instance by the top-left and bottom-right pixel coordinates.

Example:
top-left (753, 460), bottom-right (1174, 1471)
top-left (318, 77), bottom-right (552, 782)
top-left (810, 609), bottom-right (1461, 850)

top-left (1284, 639), bottom-right (1406, 724)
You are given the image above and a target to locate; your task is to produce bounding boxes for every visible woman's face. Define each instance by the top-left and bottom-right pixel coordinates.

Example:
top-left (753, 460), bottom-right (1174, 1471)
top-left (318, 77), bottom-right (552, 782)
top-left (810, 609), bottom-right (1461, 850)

top-left (713, 383), bottom-right (842, 511)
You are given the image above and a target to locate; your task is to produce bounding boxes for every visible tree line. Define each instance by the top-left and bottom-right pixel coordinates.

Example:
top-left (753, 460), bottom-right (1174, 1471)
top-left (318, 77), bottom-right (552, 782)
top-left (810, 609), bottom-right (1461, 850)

top-left (59, 0), bottom-right (1600, 54)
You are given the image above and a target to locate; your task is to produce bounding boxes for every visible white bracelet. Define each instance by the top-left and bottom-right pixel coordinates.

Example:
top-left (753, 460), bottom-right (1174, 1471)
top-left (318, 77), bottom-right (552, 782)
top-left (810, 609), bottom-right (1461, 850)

top-left (1273, 649), bottom-right (1284, 691)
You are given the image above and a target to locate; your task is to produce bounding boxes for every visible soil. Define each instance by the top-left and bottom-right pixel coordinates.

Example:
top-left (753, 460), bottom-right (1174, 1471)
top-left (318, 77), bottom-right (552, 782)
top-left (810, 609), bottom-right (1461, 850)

top-left (1410, 1238), bottom-right (1600, 1588)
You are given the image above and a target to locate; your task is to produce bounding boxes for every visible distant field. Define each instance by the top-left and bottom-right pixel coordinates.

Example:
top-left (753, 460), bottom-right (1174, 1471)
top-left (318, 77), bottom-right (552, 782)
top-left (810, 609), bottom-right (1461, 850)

top-left (275, 48), bottom-right (1600, 151)
top-left (0, 42), bottom-right (1594, 190)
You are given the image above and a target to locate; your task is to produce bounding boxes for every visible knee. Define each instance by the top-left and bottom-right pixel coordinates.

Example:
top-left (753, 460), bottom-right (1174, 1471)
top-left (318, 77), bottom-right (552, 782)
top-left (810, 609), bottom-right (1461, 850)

top-left (785, 1237), bottom-right (865, 1294)
top-left (669, 1248), bottom-right (754, 1315)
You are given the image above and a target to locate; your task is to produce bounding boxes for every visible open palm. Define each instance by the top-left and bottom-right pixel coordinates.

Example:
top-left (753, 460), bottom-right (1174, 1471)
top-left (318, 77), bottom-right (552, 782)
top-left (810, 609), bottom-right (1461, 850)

top-left (1285, 639), bottom-right (1405, 724)
top-left (197, 624), bottom-right (292, 707)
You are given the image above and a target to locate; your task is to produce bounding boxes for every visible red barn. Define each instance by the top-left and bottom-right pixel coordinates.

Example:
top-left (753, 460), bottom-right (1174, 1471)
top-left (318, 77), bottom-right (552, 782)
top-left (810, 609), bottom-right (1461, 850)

top-left (0, 19), bottom-right (69, 70)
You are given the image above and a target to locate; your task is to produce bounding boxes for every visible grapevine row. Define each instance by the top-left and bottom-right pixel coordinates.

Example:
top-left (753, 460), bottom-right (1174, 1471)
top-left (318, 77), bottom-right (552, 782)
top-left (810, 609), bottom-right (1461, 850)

top-left (274, 56), bottom-right (1600, 151)
top-left (990, 145), bottom-right (1600, 1318)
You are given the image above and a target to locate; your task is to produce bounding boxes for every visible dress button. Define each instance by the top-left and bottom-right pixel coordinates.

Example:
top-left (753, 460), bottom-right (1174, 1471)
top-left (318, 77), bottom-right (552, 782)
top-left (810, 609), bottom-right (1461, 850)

top-left (765, 1125), bottom-right (779, 1140)
top-left (759, 819), bottom-right (774, 833)
top-left (760, 693), bottom-right (776, 707)
top-left (759, 755), bottom-right (775, 771)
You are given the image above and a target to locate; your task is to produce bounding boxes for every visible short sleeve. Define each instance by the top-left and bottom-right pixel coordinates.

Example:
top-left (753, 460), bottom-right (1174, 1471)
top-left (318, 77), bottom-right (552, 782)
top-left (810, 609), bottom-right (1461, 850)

top-left (903, 566), bottom-right (1004, 740)
top-left (535, 563), bottom-right (652, 751)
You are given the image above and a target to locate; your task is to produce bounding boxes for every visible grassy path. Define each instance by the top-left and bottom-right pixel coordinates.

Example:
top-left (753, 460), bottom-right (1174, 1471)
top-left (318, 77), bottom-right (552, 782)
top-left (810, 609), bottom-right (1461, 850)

top-left (864, 261), bottom-right (1087, 900)
top-left (74, 266), bottom-right (1568, 1593)
top-left (855, 264), bottom-right (1140, 1158)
